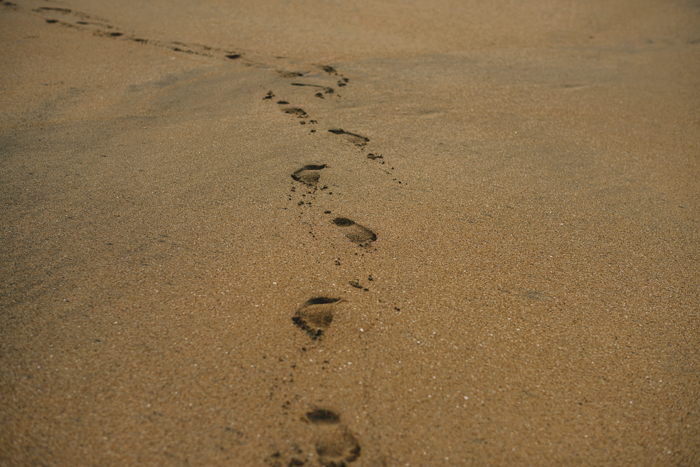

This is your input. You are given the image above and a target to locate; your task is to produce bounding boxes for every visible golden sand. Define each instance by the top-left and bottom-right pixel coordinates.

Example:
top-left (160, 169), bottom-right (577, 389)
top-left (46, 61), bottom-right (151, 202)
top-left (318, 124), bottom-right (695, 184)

top-left (1, 0), bottom-right (699, 465)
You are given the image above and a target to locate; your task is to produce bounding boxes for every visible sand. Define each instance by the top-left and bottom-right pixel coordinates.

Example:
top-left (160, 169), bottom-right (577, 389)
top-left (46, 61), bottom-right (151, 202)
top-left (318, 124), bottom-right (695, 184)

top-left (1, 0), bottom-right (699, 465)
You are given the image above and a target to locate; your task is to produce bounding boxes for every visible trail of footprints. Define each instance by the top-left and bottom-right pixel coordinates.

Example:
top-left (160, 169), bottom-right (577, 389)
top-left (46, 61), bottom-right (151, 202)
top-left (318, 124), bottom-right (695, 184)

top-left (272, 62), bottom-right (409, 465)
top-left (5, 2), bottom-right (247, 62)
top-left (7, 4), bottom-right (408, 463)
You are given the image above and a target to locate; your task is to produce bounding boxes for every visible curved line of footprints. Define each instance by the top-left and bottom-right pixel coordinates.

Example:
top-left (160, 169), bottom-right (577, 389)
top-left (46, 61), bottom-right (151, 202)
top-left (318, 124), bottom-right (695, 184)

top-left (268, 63), bottom-right (406, 466)
top-left (14, 6), bottom-right (385, 463)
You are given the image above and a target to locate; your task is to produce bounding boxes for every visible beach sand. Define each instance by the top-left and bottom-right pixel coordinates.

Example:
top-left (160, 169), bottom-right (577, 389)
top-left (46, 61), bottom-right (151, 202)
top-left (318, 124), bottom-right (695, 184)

top-left (1, 0), bottom-right (699, 465)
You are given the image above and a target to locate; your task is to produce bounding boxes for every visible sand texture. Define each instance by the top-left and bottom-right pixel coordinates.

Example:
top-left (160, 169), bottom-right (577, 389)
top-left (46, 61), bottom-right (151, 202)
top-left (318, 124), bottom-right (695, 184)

top-left (1, 0), bottom-right (699, 465)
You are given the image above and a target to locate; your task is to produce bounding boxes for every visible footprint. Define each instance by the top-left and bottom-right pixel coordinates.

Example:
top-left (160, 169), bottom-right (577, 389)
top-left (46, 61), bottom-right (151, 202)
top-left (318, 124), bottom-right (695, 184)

top-left (279, 71), bottom-right (305, 78)
top-left (266, 408), bottom-right (361, 467)
top-left (291, 83), bottom-right (334, 94)
top-left (305, 408), bottom-right (361, 467)
top-left (292, 298), bottom-right (342, 339)
top-left (283, 107), bottom-right (308, 118)
top-left (291, 164), bottom-right (328, 186)
top-left (318, 66), bottom-right (338, 75)
top-left (328, 129), bottom-right (369, 148)
top-left (332, 218), bottom-right (376, 246)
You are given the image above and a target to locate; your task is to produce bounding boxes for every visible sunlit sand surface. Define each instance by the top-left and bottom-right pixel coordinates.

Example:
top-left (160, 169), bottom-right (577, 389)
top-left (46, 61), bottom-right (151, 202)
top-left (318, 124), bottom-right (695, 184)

top-left (1, 1), bottom-right (699, 465)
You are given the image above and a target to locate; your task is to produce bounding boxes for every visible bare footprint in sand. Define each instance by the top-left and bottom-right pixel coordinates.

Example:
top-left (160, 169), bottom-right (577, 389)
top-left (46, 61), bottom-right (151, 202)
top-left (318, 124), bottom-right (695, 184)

top-left (283, 107), bottom-right (308, 118)
top-left (328, 129), bottom-right (369, 148)
top-left (305, 408), bottom-right (361, 467)
top-left (332, 218), bottom-right (376, 246)
top-left (292, 164), bottom-right (328, 186)
top-left (266, 408), bottom-right (361, 467)
top-left (278, 71), bottom-right (305, 78)
top-left (292, 298), bottom-right (342, 339)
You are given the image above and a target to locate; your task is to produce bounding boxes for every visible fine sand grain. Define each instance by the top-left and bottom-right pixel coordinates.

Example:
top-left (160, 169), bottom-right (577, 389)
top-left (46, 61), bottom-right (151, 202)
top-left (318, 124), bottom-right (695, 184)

top-left (1, 0), bottom-right (699, 465)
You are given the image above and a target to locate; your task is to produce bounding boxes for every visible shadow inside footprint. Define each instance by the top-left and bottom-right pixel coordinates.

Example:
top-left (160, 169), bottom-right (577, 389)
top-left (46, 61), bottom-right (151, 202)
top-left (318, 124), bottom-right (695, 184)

top-left (292, 164), bottom-right (328, 186)
top-left (292, 298), bottom-right (341, 339)
top-left (332, 218), bottom-right (376, 245)
top-left (306, 408), bottom-right (341, 424)
top-left (305, 409), bottom-right (361, 467)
